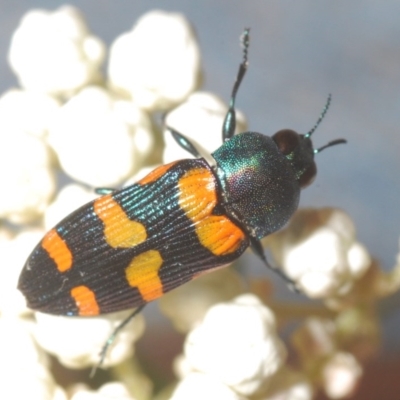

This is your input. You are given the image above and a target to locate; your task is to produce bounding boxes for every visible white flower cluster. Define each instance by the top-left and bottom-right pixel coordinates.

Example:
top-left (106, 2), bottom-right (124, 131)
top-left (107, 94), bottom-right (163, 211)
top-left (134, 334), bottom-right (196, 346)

top-left (265, 208), bottom-right (371, 299)
top-left (0, 317), bottom-right (67, 400)
top-left (171, 295), bottom-right (290, 399)
top-left (9, 6), bottom-right (105, 97)
top-left (108, 11), bottom-right (200, 110)
top-left (1, 5), bottom-right (399, 400)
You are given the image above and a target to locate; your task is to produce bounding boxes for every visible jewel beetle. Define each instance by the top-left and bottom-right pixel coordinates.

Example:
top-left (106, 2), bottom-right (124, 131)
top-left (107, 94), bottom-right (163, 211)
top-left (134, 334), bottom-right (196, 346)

top-left (18, 29), bottom-right (346, 319)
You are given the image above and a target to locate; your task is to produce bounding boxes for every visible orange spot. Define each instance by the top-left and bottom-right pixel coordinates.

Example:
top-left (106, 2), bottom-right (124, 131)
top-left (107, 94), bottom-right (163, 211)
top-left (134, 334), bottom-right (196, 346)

top-left (125, 250), bottom-right (163, 302)
top-left (178, 168), bottom-right (245, 255)
top-left (138, 161), bottom-right (177, 185)
top-left (70, 285), bottom-right (100, 316)
top-left (196, 215), bottom-right (245, 255)
top-left (178, 168), bottom-right (217, 222)
top-left (41, 229), bottom-right (73, 272)
top-left (94, 195), bottom-right (147, 248)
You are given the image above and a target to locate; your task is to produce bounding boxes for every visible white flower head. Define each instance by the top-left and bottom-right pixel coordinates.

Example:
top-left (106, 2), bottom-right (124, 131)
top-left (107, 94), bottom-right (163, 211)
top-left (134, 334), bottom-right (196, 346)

top-left (0, 89), bottom-right (60, 139)
top-left (266, 208), bottom-right (371, 298)
top-left (183, 294), bottom-right (287, 396)
top-left (109, 10), bottom-right (201, 110)
top-left (0, 229), bottom-right (46, 316)
top-left (0, 128), bottom-right (55, 223)
top-left (170, 372), bottom-right (246, 400)
top-left (9, 5), bottom-right (105, 97)
top-left (0, 317), bottom-right (67, 400)
top-left (48, 86), bottom-right (154, 187)
top-left (159, 268), bottom-right (245, 333)
top-left (70, 382), bottom-right (136, 400)
top-left (322, 352), bottom-right (362, 399)
top-left (33, 310), bottom-right (145, 370)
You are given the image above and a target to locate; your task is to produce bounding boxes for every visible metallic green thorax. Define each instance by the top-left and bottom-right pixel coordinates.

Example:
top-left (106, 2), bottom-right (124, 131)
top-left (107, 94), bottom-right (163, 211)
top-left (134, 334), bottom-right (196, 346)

top-left (212, 132), bottom-right (300, 239)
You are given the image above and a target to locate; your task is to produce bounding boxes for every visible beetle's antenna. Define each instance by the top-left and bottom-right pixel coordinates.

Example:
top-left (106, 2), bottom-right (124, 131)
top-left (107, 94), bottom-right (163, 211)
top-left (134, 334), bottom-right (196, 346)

top-left (240, 28), bottom-right (250, 64)
top-left (315, 138), bottom-right (347, 154)
top-left (304, 94), bottom-right (332, 139)
top-left (222, 28), bottom-right (250, 142)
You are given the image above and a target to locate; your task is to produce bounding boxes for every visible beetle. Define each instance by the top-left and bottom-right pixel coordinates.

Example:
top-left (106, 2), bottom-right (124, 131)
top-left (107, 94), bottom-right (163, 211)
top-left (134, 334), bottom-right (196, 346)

top-left (18, 28), bottom-right (345, 321)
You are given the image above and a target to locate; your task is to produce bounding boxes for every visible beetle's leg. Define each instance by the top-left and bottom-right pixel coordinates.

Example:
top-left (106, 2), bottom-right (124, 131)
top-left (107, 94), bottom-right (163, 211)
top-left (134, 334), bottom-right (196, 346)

top-left (90, 304), bottom-right (146, 378)
top-left (166, 126), bottom-right (202, 158)
top-left (95, 188), bottom-right (116, 195)
top-left (249, 236), bottom-right (299, 292)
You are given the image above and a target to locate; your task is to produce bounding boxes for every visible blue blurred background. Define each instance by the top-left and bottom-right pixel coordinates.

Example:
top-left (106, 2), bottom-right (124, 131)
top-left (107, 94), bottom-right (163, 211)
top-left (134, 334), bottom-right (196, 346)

top-left (1, 1), bottom-right (399, 394)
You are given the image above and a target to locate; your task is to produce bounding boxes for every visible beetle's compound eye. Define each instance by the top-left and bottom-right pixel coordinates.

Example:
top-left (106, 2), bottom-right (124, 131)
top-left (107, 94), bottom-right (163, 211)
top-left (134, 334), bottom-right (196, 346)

top-left (298, 162), bottom-right (317, 188)
top-left (272, 129), bottom-right (301, 155)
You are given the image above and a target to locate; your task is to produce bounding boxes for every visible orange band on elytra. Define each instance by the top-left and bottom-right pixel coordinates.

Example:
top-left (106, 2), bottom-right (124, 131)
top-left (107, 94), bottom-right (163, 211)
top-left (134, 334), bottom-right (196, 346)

top-left (125, 250), bottom-right (164, 302)
top-left (178, 168), bottom-right (245, 256)
top-left (195, 215), bottom-right (245, 256)
top-left (41, 229), bottom-right (73, 272)
top-left (94, 195), bottom-right (147, 248)
top-left (70, 285), bottom-right (100, 316)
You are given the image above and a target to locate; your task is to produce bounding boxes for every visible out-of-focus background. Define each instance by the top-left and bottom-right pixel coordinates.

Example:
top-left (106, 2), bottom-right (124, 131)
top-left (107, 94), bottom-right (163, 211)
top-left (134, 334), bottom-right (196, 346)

top-left (1, 2), bottom-right (399, 398)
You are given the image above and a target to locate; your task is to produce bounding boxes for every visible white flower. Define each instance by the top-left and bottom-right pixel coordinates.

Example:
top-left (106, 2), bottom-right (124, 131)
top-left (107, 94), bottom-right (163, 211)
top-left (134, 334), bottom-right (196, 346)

top-left (0, 229), bottom-right (45, 316)
top-left (0, 89), bottom-right (60, 139)
top-left (182, 294), bottom-right (287, 396)
top-left (163, 92), bottom-right (247, 163)
top-left (108, 10), bottom-right (201, 110)
top-left (159, 268), bottom-right (245, 333)
top-left (48, 86), bottom-right (154, 187)
top-left (0, 129), bottom-right (55, 223)
top-left (170, 372), bottom-right (246, 400)
top-left (33, 309), bottom-right (145, 370)
top-left (322, 352), bottom-right (362, 399)
top-left (0, 317), bottom-right (67, 400)
top-left (8, 5), bottom-right (105, 97)
top-left (70, 382), bottom-right (136, 400)
top-left (266, 208), bottom-right (371, 298)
